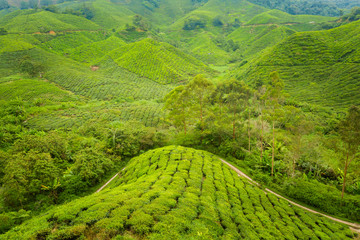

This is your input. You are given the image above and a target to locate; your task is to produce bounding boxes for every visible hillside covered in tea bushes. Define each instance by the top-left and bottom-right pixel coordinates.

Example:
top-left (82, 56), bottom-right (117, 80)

top-left (1, 146), bottom-right (356, 239)
top-left (0, 0), bottom-right (360, 238)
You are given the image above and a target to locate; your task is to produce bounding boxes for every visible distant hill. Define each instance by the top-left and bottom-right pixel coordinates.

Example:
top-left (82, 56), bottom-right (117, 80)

top-left (232, 19), bottom-right (360, 108)
top-left (1, 146), bottom-right (355, 239)
top-left (247, 0), bottom-right (341, 16)
top-left (0, 9), bottom-right (101, 33)
top-left (105, 38), bottom-right (214, 84)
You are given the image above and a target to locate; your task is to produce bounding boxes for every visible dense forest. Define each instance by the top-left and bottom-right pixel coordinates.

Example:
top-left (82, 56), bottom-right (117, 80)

top-left (0, 0), bottom-right (359, 238)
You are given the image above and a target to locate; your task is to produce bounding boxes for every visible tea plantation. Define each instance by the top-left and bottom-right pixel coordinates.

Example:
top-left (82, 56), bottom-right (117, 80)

top-left (1, 146), bottom-right (355, 239)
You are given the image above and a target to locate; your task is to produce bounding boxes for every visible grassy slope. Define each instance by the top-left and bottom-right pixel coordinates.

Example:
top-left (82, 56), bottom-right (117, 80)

top-left (0, 9), bottom-right (101, 33)
top-left (1, 146), bottom-right (354, 239)
top-left (105, 38), bottom-right (213, 84)
top-left (233, 19), bottom-right (360, 108)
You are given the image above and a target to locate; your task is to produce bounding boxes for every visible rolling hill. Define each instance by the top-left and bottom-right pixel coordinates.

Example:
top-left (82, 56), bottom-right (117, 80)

top-left (0, 146), bottom-right (355, 239)
top-left (232, 19), bottom-right (360, 108)
top-left (105, 38), bottom-right (214, 84)
top-left (0, 9), bottom-right (101, 33)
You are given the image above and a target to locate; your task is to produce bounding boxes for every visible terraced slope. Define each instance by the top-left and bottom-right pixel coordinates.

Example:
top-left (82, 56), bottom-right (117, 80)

top-left (233, 19), bottom-right (360, 108)
top-left (106, 38), bottom-right (213, 84)
top-left (0, 9), bottom-right (101, 33)
top-left (25, 100), bottom-right (164, 130)
top-left (0, 34), bottom-right (35, 53)
top-left (39, 32), bottom-right (108, 55)
top-left (0, 47), bottom-right (173, 101)
top-left (65, 36), bottom-right (126, 64)
top-left (0, 77), bottom-right (78, 102)
top-left (228, 24), bottom-right (296, 58)
top-left (1, 146), bottom-right (354, 239)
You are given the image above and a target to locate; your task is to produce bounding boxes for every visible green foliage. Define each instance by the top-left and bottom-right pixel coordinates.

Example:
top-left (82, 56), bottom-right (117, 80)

top-left (0, 27), bottom-right (6, 35)
top-left (282, 178), bottom-right (360, 221)
top-left (183, 16), bottom-right (206, 30)
top-left (1, 146), bottom-right (354, 239)
top-left (340, 7), bottom-right (360, 22)
top-left (0, 0), bottom-right (9, 10)
top-left (72, 147), bottom-right (114, 185)
top-left (0, 210), bottom-right (31, 234)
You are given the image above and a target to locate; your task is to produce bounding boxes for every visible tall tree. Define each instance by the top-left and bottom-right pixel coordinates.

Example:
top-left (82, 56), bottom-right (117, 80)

top-left (284, 106), bottom-right (312, 176)
top-left (187, 75), bottom-right (214, 143)
top-left (264, 71), bottom-right (285, 177)
top-left (212, 80), bottom-right (251, 141)
top-left (338, 106), bottom-right (360, 199)
top-left (164, 86), bottom-right (191, 135)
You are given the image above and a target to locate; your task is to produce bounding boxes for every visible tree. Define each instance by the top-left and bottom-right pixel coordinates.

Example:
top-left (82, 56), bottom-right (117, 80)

top-left (0, 0), bottom-right (9, 10)
top-left (20, 1), bottom-right (29, 9)
top-left (264, 71), bottom-right (285, 177)
top-left (72, 147), bottom-right (114, 186)
top-left (212, 16), bottom-right (223, 27)
top-left (19, 57), bottom-right (45, 78)
top-left (0, 27), bottom-right (7, 36)
top-left (133, 14), bottom-right (150, 31)
top-left (338, 106), bottom-right (360, 199)
top-left (284, 106), bottom-right (312, 176)
top-left (164, 86), bottom-right (191, 135)
top-left (187, 75), bottom-right (214, 143)
top-left (215, 80), bottom-right (251, 141)
top-left (40, 0), bottom-right (51, 7)
top-left (29, 0), bottom-right (38, 9)
top-left (183, 17), bottom-right (206, 30)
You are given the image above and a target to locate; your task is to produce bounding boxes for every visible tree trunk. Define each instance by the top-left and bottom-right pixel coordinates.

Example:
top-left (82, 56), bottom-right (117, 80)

top-left (183, 119), bottom-right (187, 136)
top-left (232, 112), bottom-right (236, 140)
top-left (271, 121), bottom-right (275, 177)
top-left (341, 151), bottom-right (349, 200)
top-left (183, 105), bottom-right (187, 135)
top-left (200, 100), bottom-right (203, 144)
top-left (260, 113), bottom-right (264, 162)
top-left (248, 109), bottom-right (251, 153)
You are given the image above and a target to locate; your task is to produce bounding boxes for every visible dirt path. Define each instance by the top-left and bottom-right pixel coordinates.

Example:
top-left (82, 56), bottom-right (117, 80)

top-left (220, 158), bottom-right (360, 233)
top-left (95, 172), bottom-right (119, 193)
top-left (95, 167), bottom-right (126, 193)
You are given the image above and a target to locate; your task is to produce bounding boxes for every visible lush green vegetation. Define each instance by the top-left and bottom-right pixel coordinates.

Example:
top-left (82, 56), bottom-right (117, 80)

top-left (1, 146), bottom-right (356, 239)
top-left (0, 0), bottom-right (360, 237)
top-left (232, 19), bottom-right (360, 108)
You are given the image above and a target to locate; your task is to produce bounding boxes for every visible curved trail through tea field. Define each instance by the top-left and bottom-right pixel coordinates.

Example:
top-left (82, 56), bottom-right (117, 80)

top-left (220, 158), bottom-right (360, 233)
top-left (96, 157), bottom-right (360, 233)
